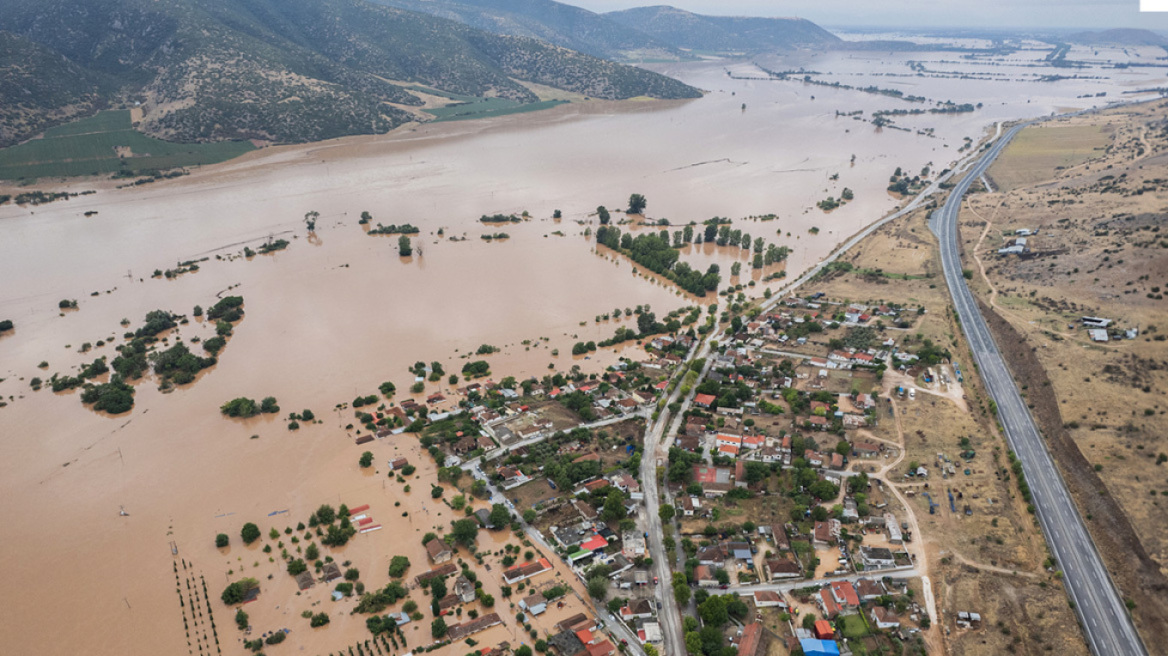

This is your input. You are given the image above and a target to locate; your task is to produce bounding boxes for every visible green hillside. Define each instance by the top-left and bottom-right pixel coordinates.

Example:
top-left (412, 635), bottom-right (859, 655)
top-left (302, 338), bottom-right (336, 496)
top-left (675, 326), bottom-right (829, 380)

top-left (0, 0), bottom-right (700, 149)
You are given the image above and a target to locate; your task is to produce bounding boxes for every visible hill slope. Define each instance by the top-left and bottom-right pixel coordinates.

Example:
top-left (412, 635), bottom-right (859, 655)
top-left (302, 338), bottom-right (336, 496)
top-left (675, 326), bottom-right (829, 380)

top-left (605, 5), bottom-right (840, 53)
top-left (1067, 28), bottom-right (1167, 47)
top-left (0, 0), bottom-right (700, 147)
top-left (372, 0), bottom-right (679, 60)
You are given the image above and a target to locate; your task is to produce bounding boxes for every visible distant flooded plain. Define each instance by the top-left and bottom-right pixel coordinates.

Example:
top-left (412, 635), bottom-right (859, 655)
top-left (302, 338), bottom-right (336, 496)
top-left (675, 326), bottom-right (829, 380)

top-left (1, 50), bottom-right (1165, 655)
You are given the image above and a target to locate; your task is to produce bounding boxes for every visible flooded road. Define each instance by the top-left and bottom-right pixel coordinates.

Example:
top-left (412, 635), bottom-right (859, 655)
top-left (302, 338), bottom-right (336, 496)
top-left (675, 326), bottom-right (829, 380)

top-left (0, 50), bottom-right (1164, 655)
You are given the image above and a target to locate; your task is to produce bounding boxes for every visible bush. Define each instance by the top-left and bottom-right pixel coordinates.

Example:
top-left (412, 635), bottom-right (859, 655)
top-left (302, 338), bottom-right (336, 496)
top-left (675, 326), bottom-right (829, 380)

top-left (265, 632), bottom-right (285, 645)
top-left (309, 612), bottom-right (330, 627)
top-left (235, 608), bottom-right (249, 630)
top-left (388, 556), bottom-right (411, 578)
top-left (221, 397), bottom-right (259, 418)
top-left (411, 382), bottom-right (425, 394)
top-left (260, 396), bottom-right (279, 413)
top-left (216, 533), bottom-right (229, 548)
top-left (240, 522), bottom-right (261, 544)
top-left (359, 451), bottom-right (374, 468)
top-left (221, 578), bottom-right (259, 605)
top-left (0, 319), bottom-right (13, 332)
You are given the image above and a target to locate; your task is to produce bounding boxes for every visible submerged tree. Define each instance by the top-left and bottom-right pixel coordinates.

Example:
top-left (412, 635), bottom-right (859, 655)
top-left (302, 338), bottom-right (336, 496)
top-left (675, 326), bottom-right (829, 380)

top-left (398, 235), bottom-right (412, 257)
top-left (304, 211), bottom-right (319, 232)
top-left (627, 194), bottom-right (647, 215)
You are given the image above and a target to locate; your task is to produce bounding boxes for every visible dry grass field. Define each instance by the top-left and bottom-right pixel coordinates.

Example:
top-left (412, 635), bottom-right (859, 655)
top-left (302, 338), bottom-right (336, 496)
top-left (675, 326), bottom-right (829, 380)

top-left (960, 99), bottom-right (1168, 647)
top-left (986, 123), bottom-right (1111, 191)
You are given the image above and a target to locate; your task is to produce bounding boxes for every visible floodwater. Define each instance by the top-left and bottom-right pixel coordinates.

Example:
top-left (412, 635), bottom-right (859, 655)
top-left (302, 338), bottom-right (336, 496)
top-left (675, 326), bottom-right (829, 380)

top-left (1, 50), bottom-right (1166, 655)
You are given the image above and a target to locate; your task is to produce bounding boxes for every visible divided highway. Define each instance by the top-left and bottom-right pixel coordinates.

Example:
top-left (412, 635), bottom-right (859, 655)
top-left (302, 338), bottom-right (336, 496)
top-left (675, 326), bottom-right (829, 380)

top-left (930, 125), bottom-right (1147, 656)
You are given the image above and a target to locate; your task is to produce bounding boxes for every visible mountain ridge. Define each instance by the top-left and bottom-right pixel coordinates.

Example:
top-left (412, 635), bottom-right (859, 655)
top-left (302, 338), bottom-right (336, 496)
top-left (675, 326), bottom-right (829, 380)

top-left (0, 0), bottom-right (700, 147)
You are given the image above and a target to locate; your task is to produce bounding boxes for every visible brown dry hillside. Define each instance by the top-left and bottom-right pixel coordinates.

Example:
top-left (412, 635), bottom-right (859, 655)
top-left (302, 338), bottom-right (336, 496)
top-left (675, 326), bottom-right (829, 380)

top-left (960, 99), bottom-right (1168, 647)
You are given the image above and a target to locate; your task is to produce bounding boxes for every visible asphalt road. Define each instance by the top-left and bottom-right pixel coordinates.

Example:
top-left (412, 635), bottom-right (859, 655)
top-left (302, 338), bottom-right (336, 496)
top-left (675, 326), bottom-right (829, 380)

top-left (930, 124), bottom-right (1147, 656)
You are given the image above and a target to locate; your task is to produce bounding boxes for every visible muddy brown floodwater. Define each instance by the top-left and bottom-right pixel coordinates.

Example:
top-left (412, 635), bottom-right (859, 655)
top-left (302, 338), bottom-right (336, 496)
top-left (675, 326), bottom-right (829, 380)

top-left (1, 52), bottom-right (1164, 655)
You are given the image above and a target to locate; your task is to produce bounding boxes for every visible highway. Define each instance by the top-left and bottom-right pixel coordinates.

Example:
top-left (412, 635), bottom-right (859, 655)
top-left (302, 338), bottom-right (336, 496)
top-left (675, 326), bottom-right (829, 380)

top-left (930, 123), bottom-right (1147, 656)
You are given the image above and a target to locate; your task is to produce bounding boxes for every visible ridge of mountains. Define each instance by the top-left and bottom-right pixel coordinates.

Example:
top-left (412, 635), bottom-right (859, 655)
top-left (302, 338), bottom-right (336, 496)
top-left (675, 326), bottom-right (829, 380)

top-left (0, 0), bottom-right (702, 147)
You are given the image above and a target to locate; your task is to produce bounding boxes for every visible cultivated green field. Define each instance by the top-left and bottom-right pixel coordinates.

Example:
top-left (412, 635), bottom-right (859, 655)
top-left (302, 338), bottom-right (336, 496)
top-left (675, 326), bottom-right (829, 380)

top-left (0, 111), bottom-right (256, 180)
top-left (406, 86), bottom-right (567, 123)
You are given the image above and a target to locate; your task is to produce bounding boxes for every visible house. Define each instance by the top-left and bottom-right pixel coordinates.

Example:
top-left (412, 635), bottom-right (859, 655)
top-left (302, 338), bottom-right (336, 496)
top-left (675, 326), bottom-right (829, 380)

top-left (716, 433), bottom-right (744, 448)
top-left (586, 641), bottom-right (616, 656)
top-left (583, 478), bottom-right (610, 493)
top-left (693, 393), bottom-right (717, 408)
top-left (573, 500), bottom-right (599, 522)
top-left (549, 630), bottom-right (587, 656)
top-left (830, 581), bottom-right (860, 611)
top-left (620, 598), bottom-right (654, 620)
top-left (735, 622), bottom-right (765, 656)
top-left (414, 563), bottom-right (458, 585)
top-left (502, 558), bottom-right (552, 585)
top-left (805, 416), bottom-right (829, 430)
top-left (766, 558), bottom-right (802, 580)
top-left (884, 513), bottom-right (903, 544)
top-left (726, 541), bottom-right (754, 562)
top-left (854, 578), bottom-right (885, 602)
top-left (871, 606), bottom-right (901, 629)
top-left (818, 588), bottom-right (841, 618)
top-left (854, 393), bottom-right (876, 409)
top-left (322, 562), bottom-right (343, 583)
top-left (742, 435), bottom-right (765, 450)
top-left (453, 574), bottom-right (476, 603)
top-left (830, 453), bottom-right (844, 470)
top-left (679, 496), bottom-right (701, 517)
top-left (612, 473), bottom-right (640, 494)
top-left (635, 618), bottom-right (663, 644)
top-left (580, 534), bottom-right (608, 553)
top-left (498, 466), bottom-right (525, 486)
top-left (800, 639), bottom-right (841, 656)
top-left (388, 457), bottom-right (409, 471)
top-left (475, 508), bottom-right (497, 529)
top-left (812, 519), bottom-right (841, 548)
top-left (770, 524), bottom-right (791, 551)
top-left (718, 444), bottom-right (740, 457)
top-left (696, 544), bottom-right (726, 567)
top-left (295, 571), bottom-right (315, 590)
top-left (752, 590), bottom-right (786, 608)
top-left (622, 532), bottom-right (646, 558)
top-left (694, 565), bottom-right (719, 587)
top-left (446, 613), bottom-right (503, 641)
top-left (805, 450), bottom-right (824, 467)
top-left (553, 524), bottom-right (592, 549)
top-left (426, 538), bottom-right (453, 564)
top-left (853, 442), bottom-right (881, 458)
top-left (826, 492), bottom-right (853, 520)
top-left (520, 593), bottom-right (548, 616)
top-left (860, 546), bottom-right (896, 569)
top-left (813, 619), bottom-right (834, 640)
top-left (677, 435), bottom-right (701, 451)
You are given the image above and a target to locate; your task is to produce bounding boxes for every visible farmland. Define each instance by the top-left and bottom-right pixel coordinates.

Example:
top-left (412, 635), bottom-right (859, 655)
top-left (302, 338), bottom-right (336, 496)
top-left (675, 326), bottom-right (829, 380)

top-left (0, 110), bottom-right (255, 180)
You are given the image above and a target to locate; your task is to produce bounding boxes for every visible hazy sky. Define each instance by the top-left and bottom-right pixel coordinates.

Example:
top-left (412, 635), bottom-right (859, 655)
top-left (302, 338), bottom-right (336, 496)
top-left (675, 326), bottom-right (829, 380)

top-left (566, 0), bottom-right (1168, 30)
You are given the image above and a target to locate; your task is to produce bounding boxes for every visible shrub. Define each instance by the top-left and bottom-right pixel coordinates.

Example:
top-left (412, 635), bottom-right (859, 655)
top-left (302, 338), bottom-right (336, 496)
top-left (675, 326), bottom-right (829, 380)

top-left (309, 612), bottom-right (330, 627)
top-left (220, 578), bottom-right (259, 605)
top-left (216, 533), bottom-right (230, 548)
top-left (240, 522), bottom-right (261, 544)
top-left (0, 319), bottom-right (13, 332)
top-left (265, 632), bottom-right (285, 645)
top-left (221, 397), bottom-right (259, 418)
top-left (359, 451), bottom-right (374, 468)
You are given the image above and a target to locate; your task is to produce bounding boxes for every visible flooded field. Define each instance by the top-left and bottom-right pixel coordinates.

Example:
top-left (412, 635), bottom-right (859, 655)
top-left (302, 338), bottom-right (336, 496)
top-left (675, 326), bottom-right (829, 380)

top-left (1, 49), bottom-right (1167, 655)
